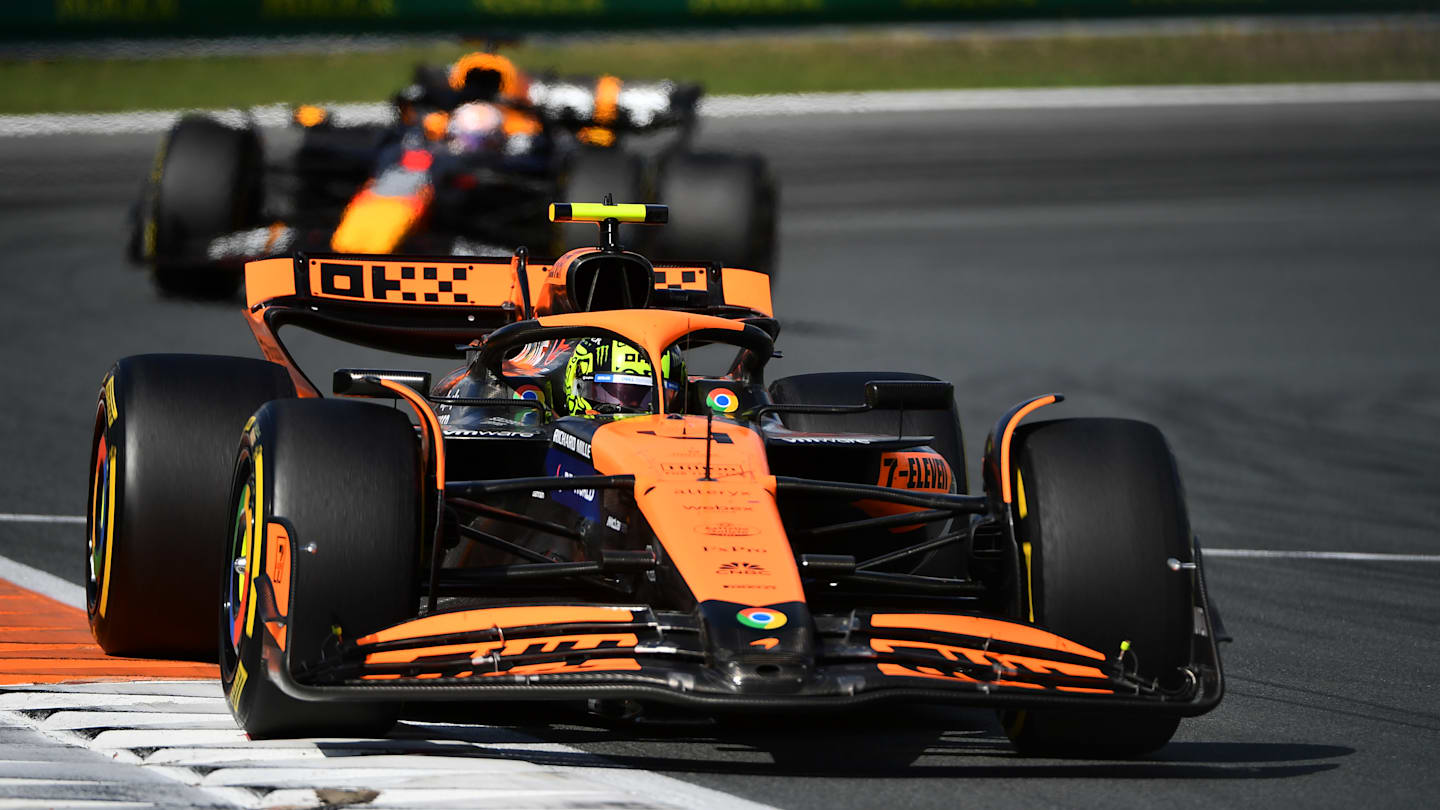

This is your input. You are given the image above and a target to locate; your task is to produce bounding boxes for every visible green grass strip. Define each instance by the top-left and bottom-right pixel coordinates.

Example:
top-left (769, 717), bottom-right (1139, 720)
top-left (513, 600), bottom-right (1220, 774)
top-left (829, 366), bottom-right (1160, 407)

top-left (3, 27), bottom-right (1439, 114)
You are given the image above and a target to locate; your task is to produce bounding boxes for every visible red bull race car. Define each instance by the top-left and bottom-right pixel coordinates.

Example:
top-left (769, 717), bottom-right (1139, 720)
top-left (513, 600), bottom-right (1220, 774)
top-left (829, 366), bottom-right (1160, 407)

top-left (89, 202), bottom-right (1222, 755)
top-left (127, 52), bottom-right (776, 297)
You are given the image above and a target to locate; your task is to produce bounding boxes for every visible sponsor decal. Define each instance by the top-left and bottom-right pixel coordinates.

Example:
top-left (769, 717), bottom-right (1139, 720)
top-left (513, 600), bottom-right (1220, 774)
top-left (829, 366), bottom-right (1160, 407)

top-left (878, 451), bottom-right (952, 492)
top-left (560, 469), bottom-right (596, 502)
top-left (545, 450), bottom-right (600, 520)
top-left (683, 503), bottom-right (754, 512)
top-left (703, 544), bottom-right (766, 554)
top-left (312, 260), bottom-right (477, 305)
top-left (552, 430), bottom-right (592, 459)
top-left (736, 607), bottom-right (787, 630)
top-left (102, 376), bottom-right (118, 427)
top-left (443, 428), bottom-right (541, 438)
top-left (724, 583), bottom-right (778, 590)
top-left (705, 389), bottom-right (739, 413)
top-left (777, 436), bottom-right (875, 444)
top-left (514, 384), bottom-right (543, 401)
top-left (654, 267), bottom-right (708, 292)
top-left (718, 561), bottom-right (767, 575)
top-left (662, 462), bottom-right (747, 478)
top-left (605, 515), bottom-right (625, 532)
top-left (669, 487), bottom-right (753, 499)
top-left (696, 522), bottom-right (758, 537)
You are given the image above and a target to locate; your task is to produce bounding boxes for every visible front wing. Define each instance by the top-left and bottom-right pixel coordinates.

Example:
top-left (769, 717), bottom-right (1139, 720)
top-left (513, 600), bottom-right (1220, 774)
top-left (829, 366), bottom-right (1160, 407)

top-left (256, 597), bottom-right (1223, 716)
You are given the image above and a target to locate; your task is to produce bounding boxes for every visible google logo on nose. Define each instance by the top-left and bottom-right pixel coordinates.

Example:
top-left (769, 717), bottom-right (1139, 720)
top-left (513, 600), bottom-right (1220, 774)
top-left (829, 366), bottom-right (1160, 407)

top-left (736, 607), bottom-right (787, 630)
top-left (706, 389), bottom-right (739, 413)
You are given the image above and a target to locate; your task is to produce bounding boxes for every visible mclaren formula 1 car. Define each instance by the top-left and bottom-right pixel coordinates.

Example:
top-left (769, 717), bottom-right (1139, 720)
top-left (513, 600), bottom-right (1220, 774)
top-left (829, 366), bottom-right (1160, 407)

top-left (89, 202), bottom-right (1222, 755)
top-left (127, 52), bottom-right (776, 297)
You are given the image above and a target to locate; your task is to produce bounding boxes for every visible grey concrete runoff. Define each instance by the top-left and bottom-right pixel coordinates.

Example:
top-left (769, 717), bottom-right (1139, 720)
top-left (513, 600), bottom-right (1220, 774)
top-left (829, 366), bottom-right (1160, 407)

top-left (0, 97), bottom-right (1437, 807)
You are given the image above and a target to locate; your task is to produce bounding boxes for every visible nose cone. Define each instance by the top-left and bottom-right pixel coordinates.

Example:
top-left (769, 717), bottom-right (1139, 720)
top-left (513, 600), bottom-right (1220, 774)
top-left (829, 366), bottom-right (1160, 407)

top-left (699, 600), bottom-right (814, 694)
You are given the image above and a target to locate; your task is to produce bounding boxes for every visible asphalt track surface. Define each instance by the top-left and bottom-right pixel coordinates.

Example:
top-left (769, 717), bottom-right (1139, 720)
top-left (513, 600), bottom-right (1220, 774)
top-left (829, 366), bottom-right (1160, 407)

top-left (2, 98), bottom-right (1438, 807)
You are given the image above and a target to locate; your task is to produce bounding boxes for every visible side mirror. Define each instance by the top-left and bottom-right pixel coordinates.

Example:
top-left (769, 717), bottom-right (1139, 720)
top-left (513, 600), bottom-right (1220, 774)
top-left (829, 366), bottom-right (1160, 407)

top-left (864, 380), bottom-right (954, 411)
top-left (333, 369), bottom-right (433, 398)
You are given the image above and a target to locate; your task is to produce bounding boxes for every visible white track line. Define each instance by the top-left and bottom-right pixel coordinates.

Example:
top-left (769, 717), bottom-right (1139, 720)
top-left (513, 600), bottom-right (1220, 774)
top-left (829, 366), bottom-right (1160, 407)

top-left (700, 82), bottom-right (1440, 117)
top-left (0, 554), bottom-right (85, 609)
top-left (2, 82), bottom-right (1438, 138)
top-left (1204, 548), bottom-right (1440, 562)
top-left (0, 513), bottom-right (85, 524)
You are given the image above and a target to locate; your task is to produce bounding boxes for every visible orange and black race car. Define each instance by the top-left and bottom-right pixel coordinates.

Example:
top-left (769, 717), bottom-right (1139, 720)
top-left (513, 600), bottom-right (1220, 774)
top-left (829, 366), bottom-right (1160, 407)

top-left (89, 203), bottom-right (1222, 756)
top-left (127, 52), bottom-right (776, 297)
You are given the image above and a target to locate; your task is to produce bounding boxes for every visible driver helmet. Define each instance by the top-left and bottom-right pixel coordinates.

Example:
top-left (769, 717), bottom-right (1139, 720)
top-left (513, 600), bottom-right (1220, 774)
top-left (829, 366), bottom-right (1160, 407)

top-left (563, 338), bottom-right (683, 416)
top-left (448, 102), bottom-right (506, 154)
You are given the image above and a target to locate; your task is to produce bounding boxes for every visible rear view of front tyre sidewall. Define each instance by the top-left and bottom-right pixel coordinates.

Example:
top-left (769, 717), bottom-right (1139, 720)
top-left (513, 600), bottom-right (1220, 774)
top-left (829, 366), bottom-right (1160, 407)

top-left (1003, 418), bottom-right (1195, 758)
top-left (221, 399), bottom-right (420, 739)
top-left (86, 354), bottom-right (294, 659)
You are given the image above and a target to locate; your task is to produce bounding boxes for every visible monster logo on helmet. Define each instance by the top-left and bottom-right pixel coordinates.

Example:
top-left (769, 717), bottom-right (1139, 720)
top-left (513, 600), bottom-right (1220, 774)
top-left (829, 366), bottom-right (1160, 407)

top-left (564, 338), bottom-right (683, 416)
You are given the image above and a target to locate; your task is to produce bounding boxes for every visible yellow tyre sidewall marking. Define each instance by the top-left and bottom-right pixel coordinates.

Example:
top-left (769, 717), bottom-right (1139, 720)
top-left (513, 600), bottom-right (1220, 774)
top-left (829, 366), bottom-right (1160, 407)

top-left (1016, 469), bottom-right (1035, 623)
top-left (228, 660), bottom-right (248, 713)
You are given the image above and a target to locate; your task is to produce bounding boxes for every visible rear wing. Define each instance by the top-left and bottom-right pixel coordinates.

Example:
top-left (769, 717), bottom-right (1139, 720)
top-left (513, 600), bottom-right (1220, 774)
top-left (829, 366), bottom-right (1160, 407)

top-left (243, 251), bottom-right (773, 394)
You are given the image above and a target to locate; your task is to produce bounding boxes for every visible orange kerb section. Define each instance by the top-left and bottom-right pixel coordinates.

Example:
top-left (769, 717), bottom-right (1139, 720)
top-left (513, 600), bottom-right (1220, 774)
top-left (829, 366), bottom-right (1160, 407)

top-left (0, 580), bottom-right (217, 685)
top-left (870, 613), bottom-right (1106, 661)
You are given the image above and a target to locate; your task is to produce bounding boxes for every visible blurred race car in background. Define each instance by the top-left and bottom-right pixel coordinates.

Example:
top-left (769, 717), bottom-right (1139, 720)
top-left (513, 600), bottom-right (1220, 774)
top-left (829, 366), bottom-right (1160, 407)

top-left (126, 52), bottom-right (777, 297)
top-left (92, 202), bottom-right (1222, 756)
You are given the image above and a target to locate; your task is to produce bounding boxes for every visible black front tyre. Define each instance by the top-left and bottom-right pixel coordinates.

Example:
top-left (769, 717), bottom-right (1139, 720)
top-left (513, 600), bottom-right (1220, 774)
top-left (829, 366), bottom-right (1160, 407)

top-left (150, 115), bottom-right (261, 298)
top-left (221, 399), bottom-right (420, 739)
top-left (86, 355), bottom-right (294, 659)
top-left (1002, 418), bottom-right (1195, 757)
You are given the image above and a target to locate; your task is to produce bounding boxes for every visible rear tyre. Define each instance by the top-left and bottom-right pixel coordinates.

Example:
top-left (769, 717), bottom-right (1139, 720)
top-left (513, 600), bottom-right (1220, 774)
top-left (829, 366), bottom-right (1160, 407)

top-left (652, 152), bottom-right (777, 276)
top-left (221, 399), bottom-right (420, 739)
top-left (556, 147), bottom-right (647, 254)
top-left (86, 355), bottom-right (294, 659)
top-left (1001, 418), bottom-right (1194, 757)
top-left (151, 115), bottom-right (261, 298)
